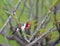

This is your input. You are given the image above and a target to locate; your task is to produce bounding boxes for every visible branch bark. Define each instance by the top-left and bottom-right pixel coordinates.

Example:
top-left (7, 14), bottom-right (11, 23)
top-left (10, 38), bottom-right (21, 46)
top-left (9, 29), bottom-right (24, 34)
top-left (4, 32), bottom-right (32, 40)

top-left (26, 26), bottom-right (54, 46)
top-left (29, 10), bottom-right (51, 41)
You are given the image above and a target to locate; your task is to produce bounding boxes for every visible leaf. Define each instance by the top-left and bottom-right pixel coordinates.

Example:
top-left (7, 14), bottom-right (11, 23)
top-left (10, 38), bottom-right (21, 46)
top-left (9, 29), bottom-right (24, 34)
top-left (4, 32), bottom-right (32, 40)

top-left (37, 28), bottom-right (45, 36)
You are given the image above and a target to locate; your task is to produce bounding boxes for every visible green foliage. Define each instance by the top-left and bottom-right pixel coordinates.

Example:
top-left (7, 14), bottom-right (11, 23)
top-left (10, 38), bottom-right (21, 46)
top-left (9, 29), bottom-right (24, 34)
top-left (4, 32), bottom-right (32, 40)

top-left (0, 0), bottom-right (60, 46)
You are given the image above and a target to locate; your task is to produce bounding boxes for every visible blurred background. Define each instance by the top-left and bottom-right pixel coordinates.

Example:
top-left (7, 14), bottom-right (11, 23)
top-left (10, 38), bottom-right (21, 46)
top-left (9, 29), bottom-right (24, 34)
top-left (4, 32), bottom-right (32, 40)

top-left (0, 0), bottom-right (60, 46)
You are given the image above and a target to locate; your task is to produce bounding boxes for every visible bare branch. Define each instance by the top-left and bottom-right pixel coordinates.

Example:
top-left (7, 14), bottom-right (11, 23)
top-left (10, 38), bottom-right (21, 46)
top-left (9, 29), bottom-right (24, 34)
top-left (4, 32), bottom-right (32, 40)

top-left (6, 35), bottom-right (14, 40)
top-left (35, 0), bottom-right (39, 20)
top-left (28, 0), bottom-right (34, 20)
top-left (1, 32), bottom-right (26, 46)
top-left (22, 30), bottom-right (30, 43)
top-left (0, 0), bottom-right (27, 45)
top-left (0, 16), bottom-right (11, 33)
top-left (0, 0), bottom-right (21, 33)
top-left (26, 26), bottom-right (54, 46)
top-left (9, 0), bottom-right (14, 7)
top-left (29, 10), bottom-right (51, 41)
top-left (41, 0), bottom-right (44, 16)
top-left (14, 36), bottom-right (27, 46)
top-left (34, 0), bottom-right (39, 31)
top-left (13, 0), bottom-right (21, 12)
top-left (20, 0), bottom-right (27, 16)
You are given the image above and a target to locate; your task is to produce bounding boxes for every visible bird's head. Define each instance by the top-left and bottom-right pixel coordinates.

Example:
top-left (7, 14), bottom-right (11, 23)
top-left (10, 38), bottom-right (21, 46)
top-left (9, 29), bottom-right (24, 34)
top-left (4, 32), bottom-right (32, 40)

top-left (21, 21), bottom-right (29, 31)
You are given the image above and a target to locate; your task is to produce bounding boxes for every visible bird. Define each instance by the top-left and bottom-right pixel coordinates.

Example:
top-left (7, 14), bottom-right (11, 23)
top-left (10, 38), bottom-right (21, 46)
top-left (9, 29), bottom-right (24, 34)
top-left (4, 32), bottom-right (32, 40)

top-left (21, 21), bottom-right (29, 31)
top-left (21, 21), bottom-right (31, 35)
top-left (12, 21), bottom-right (30, 35)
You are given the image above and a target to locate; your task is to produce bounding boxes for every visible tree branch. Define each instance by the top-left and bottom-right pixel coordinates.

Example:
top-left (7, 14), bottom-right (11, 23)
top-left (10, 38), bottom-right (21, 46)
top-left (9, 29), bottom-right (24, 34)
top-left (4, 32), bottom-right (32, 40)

top-left (0, 16), bottom-right (11, 33)
top-left (26, 26), bottom-right (54, 46)
top-left (29, 10), bottom-right (51, 41)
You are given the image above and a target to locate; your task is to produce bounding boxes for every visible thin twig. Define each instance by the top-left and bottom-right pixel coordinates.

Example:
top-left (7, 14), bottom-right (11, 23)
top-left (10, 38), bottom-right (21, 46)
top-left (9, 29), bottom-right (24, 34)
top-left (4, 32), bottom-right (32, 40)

top-left (41, 0), bottom-right (44, 17)
top-left (35, 0), bottom-right (39, 20)
top-left (26, 26), bottom-right (54, 46)
top-left (34, 0), bottom-right (39, 31)
top-left (22, 30), bottom-right (30, 43)
top-left (0, 0), bottom-right (27, 45)
top-left (29, 10), bottom-right (51, 41)
top-left (13, 0), bottom-right (21, 12)
top-left (20, 0), bottom-right (27, 16)
top-left (28, 0), bottom-right (34, 20)
top-left (9, 0), bottom-right (14, 7)
top-left (0, 16), bottom-right (11, 33)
